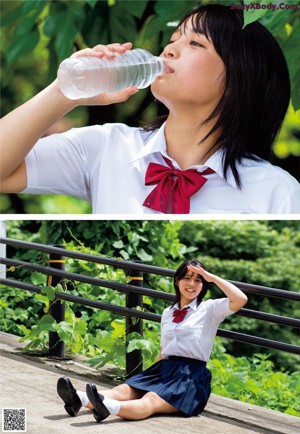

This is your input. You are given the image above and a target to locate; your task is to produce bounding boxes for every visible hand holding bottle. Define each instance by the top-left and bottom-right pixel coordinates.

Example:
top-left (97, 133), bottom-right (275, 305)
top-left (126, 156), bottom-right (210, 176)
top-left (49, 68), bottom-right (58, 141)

top-left (57, 42), bottom-right (165, 104)
top-left (57, 42), bottom-right (139, 105)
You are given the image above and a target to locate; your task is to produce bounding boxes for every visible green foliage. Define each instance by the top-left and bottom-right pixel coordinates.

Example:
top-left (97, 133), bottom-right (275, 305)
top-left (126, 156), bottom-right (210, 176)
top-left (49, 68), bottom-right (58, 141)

top-left (209, 339), bottom-right (300, 416)
top-left (274, 103), bottom-right (300, 159)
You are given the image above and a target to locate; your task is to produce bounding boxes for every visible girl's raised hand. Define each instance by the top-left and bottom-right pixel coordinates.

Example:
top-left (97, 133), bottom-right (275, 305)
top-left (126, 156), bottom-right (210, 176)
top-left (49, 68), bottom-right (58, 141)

top-left (58, 42), bottom-right (139, 106)
top-left (187, 265), bottom-right (215, 282)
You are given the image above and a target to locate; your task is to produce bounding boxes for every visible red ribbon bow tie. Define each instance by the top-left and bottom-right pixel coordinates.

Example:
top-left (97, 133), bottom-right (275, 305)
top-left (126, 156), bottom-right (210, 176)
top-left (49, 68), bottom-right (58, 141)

top-left (143, 156), bottom-right (214, 214)
top-left (172, 307), bottom-right (190, 323)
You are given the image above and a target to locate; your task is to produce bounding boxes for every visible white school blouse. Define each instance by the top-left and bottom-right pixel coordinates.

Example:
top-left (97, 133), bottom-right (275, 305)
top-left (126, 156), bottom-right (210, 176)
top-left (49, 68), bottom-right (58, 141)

top-left (24, 122), bottom-right (300, 214)
top-left (160, 298), bottom-right (234, 362)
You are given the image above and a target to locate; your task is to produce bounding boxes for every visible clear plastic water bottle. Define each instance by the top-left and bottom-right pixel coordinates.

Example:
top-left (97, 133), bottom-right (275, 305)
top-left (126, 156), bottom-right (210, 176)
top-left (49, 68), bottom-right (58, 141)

top-left (57, 48), bottom-right (165, 100)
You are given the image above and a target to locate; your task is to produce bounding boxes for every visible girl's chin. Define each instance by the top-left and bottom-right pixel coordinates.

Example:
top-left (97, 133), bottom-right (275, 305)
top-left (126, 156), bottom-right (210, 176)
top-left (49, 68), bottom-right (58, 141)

top-left (182, 293), bottom-right (198, 301)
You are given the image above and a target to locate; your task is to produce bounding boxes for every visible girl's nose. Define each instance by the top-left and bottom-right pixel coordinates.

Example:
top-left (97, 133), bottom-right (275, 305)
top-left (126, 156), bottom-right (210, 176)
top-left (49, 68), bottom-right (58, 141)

top-left (163, 43), bottom-right (178, 59)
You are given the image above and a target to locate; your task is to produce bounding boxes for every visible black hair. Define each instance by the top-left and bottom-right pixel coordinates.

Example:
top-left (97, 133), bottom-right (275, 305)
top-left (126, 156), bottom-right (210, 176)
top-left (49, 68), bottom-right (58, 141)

top-left (173, 258), bottom-right (210, 307)
top-left (148, 4), bottom-right (291, 188)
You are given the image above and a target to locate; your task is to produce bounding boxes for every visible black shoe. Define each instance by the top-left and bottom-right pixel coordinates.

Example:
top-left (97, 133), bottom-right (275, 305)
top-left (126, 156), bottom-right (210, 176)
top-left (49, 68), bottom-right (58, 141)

top-left (57, 376), bottom-right (82, 417)
top-left (86, 383), bottom-right (110, 423)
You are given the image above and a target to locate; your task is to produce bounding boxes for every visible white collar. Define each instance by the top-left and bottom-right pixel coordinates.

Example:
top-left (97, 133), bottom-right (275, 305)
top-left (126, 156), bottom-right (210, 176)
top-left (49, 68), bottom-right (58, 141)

top-left (172, 298), bottom-right (198, 311)
top-left (133, 122), bottom-right (243, 189)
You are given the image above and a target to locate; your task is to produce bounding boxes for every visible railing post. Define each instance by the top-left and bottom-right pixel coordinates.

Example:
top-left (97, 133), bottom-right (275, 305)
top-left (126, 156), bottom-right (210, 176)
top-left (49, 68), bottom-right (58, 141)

top-left (47, 245), bottom-right (65, 358)
top-left (125, 264), bottom-right (143, 377)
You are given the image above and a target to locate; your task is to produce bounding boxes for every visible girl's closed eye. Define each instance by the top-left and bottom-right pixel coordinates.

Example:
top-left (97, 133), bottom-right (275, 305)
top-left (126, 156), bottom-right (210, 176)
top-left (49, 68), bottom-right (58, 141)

top-left (190, 40), bottom-right (204, 47)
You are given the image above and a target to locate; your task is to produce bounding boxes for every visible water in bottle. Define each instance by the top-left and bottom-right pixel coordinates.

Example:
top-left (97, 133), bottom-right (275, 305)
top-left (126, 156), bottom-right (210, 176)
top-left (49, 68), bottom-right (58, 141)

top-left (57, 49), bottom-right (165, 100)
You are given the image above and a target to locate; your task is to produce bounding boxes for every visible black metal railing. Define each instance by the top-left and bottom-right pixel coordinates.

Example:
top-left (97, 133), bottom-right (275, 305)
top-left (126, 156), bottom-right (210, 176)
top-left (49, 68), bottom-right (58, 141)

top-left (0, 237), bottom-right (299, 377)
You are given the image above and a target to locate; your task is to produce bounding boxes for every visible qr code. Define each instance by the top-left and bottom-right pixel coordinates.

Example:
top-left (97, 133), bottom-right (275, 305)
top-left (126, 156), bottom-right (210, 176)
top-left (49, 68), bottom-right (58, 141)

top-left (2, 408), bottom-right (26, 432)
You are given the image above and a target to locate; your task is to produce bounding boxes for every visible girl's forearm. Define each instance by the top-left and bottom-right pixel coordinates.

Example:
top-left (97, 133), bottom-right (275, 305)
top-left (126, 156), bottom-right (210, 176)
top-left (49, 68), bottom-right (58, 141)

top-left (211, 275), bottom-right (248, 311)
top-left (0, 80), bottom-right (76, 186)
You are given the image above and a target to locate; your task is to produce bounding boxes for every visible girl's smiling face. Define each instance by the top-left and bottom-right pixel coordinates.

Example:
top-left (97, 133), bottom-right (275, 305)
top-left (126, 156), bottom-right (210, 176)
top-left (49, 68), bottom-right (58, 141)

top-left (177, 271), bottom-right (203, 307)
top-left (151, 16), bottom-right (226, 112)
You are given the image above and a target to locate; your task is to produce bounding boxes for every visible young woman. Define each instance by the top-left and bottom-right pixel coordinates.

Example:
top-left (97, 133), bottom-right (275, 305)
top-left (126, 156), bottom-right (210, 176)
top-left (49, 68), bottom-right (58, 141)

top-left (1, 4), bottom-right (299, 214)
top-left (57, 259), bottom-right (248, 422)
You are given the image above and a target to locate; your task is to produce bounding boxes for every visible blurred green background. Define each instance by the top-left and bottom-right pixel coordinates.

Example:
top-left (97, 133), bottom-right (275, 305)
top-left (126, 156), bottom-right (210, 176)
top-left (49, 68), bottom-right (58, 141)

top-left (1, 0), bottom-right (300, 214)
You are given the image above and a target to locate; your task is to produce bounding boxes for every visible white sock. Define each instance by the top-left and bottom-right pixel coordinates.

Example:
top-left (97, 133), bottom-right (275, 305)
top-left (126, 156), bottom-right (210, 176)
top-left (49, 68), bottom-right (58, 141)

top-left (102, 396), bottom-right (121, 415)
top-left (76, 390), bottom-right (89, 407)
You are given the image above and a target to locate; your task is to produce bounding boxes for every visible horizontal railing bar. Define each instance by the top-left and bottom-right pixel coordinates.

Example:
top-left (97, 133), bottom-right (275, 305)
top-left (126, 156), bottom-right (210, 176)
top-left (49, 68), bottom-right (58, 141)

top-left (1, 237), bottom-right (300, 301)
top-left (0, 257), bottom-right (175, 301)
top-left (231, 281), bottom-right (300, 300)
top-left (0, 278), bottom-right (161, 322)
top-left (1, 258), bottom-right (299, 328)
top-left (0, 237), bottom-right (174, 276)
top-left (1, 278), bottom-right (299, 355)
top-left (217, 329), bottom-right (300, 355)
top-left (235, 308), bottom-right (300, 328)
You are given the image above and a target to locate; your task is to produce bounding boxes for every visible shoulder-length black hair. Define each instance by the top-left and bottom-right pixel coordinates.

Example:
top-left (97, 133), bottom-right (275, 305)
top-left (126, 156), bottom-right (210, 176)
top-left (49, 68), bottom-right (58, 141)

top-left (147, 4), bottom-right (290, 188)
top-left (173, 258), bottom-right (210, 307)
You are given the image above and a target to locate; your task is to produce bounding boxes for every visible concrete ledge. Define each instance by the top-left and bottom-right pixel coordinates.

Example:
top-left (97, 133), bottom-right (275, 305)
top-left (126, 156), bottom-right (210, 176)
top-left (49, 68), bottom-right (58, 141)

top-left (0, 332), bottom-right (299, 434)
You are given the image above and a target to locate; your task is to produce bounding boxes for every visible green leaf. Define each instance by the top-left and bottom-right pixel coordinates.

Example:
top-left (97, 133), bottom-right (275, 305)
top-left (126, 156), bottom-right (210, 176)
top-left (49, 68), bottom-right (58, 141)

top-left (127, 337), bottom-right (156, 359)
top-left (81, 3), bottom-right (110, 47)
top-left (113, 240), bottom-right (124, 249)
top-left (154, 1), bottom-right (193, 21)
top-left (43, 14), bottom-right (65, 38)
top-left (21, 0), bottom-right (45, 15)
top-left (260, 9), bottom-right (292, 37)
top-left (111, 319), bottom-right (125, 338)
top-left (281, 21), bottom-right (300, 110)
top-left (120, 250), bottom-right (130, 260)
top-left (86, 352), bottom-right (112, 368)
top-left (40, 314), bottom-right (56, 326)
top-left (6, 29), bottom-right (40, 65)
top-left (86, 0), bottom-right (98, 8)
top-left (74, 319), bottom-right (88, 335)
top-left (123, 1), bottom-right (148, 19)
top-left (53, 320), bottom-right (73, 341)
top-left (41, 286), bottom-right (56, 301)
top-left (1, 1), bottom-right (45, 27)
top-left (54, 14), bottom-right (78, 59)
top-left (96, 331), bottom-right (114, 352)
top-left (243, 0), bottom-right (274, 27)
top-left (137, 248), bottom-right (153, 262)
top-left (109, 3), bottom-right (137, 43)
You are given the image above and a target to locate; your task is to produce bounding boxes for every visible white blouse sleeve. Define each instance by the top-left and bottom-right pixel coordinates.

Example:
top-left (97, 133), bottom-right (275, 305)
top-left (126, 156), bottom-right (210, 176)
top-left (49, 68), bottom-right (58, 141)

top-left (207, 298), bottom-right (235, 325)
top-left (24, 125), bottom-right (107, 200)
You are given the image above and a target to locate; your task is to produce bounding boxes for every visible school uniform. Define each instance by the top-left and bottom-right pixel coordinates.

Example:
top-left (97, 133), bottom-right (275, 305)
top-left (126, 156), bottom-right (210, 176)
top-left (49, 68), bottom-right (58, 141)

top-left (24, 122), bottom-right (300, 214)
top-left (125, 298), bottom-right (234, 417)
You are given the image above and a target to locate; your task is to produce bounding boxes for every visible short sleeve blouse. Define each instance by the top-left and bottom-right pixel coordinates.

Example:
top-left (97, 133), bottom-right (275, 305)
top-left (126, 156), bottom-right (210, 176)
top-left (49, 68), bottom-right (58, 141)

top-left (160, 298), bottom-right (234, 361)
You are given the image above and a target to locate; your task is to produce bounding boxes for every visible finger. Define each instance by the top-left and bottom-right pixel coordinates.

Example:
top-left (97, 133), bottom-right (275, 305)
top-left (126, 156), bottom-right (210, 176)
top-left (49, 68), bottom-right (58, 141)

top-left (92, 42), bottom-right (133, 58)
top-left (82, 86), bottom-right (139, 106)
top-left (122, 42), bottom-right (133, 49)
top-left (106, 42), bottom-right (133, 52)
top-left (71, 48), bottom-right (105, 59)
top-left (71, 42), bottom-right (133, 60)
top-left (103, 86), bottom-right (139, 104)
top-left (188, 265), bottom-right (202, 271)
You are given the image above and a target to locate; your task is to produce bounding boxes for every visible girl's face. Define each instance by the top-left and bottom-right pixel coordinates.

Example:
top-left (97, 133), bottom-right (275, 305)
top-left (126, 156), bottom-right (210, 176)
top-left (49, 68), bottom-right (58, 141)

top-left (177, 270), bottom-right (203, 307)
top-left (151, 16), bottom-right (225, 112)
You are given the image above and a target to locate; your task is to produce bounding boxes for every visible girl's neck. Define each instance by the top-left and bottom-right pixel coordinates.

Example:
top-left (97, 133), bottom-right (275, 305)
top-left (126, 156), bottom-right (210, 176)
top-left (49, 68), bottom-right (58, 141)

top-left (165, 112), bottom-right (220, 170)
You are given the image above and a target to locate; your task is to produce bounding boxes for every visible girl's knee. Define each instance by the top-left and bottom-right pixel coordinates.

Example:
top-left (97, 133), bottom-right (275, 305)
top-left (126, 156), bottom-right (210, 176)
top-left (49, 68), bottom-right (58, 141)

top-left (142, 392), bottom-right (177, 414)
top-left (111, 384), bottom-right (142, 400)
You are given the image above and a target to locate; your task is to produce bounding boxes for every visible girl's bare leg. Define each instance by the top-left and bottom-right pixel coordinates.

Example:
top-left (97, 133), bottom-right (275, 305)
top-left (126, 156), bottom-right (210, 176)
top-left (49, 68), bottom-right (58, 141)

top-left (85, 384), bottom-right (142, 410)
top-left (116, 391), bottom-right (179, 420)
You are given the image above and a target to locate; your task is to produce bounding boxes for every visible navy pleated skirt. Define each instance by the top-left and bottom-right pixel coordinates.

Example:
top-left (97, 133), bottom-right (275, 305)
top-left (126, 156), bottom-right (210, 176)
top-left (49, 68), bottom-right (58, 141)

top-left (125, 356), bottom-right (211, 417)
